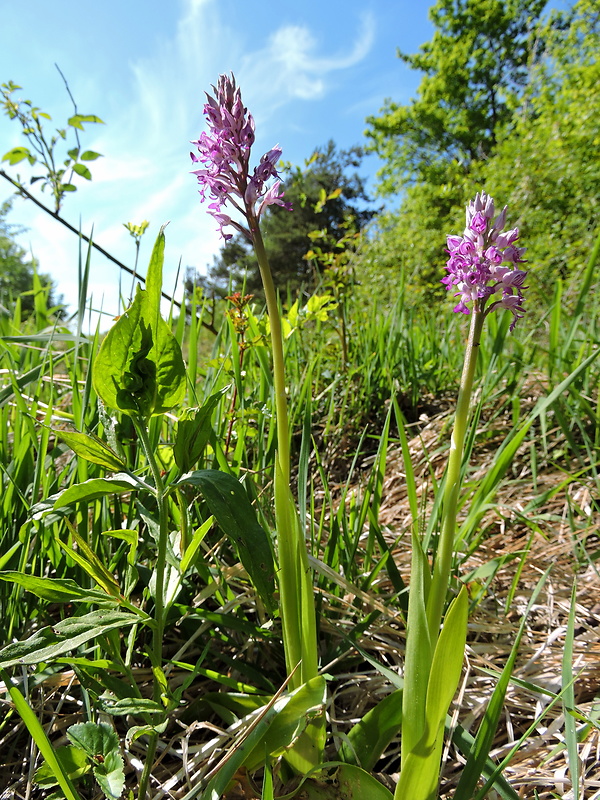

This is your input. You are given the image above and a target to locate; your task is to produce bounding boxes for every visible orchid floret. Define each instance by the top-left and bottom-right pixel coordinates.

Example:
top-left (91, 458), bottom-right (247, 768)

top-left (444, 190), bottom-right (528, 329)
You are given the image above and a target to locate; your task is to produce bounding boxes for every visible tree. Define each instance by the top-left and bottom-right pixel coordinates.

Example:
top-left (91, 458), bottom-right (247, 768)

top-left (366, 0), bottom-right (556, 194)
top-left (481, 0), bottom-right (600, 302)
top-left (197, 141), bottom-right (376, 297)
top-left (355, 0), bottom-right (599, 311)
top-left (0, 199), bottom-right (54, 313)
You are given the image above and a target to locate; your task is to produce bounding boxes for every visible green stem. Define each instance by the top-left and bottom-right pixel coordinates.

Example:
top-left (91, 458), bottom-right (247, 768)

top-left (250, 221), bottom-right (290, 484)
top-left (249, 219), bottom-right (318, 684)
top-left (131, 417), bottom-right (169, 798)
top-left (138, 734), bottom-right (158, 800)
top-left (426, 309), bottom-right (485, 640)
top-left (250, 217), bottom-right (323, 771)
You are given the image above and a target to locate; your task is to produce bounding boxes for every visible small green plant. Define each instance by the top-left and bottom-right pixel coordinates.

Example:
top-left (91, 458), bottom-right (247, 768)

top-left (1, 76), bottom-right (103, 213)
top-left (34, 722), bottom-right (125, 800)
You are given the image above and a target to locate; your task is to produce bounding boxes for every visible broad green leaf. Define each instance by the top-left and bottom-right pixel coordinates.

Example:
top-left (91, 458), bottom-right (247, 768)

top-left (93, 749), bottom-right (125, 800)
top-left (80, 150), bottom-right (102, 161)
top-left (66, 721), bottom-right (119, 758)
top-left (67, 114), bottom-right (104, 129)
top-left (244, 676), bottom-right (326, 770)
top-left (340, 689), bottom-right (403, 771)
top-left (2, 146), bottom-right (33, 165)
top-left (52, 474), bottom-right (139, 508)
top-left (53, 429), bottom-right (126, 471)
top-left (34, 746), bottom-right (90, 787)
top-left (93, 234), bottom-right (185, 418)
top-left (336, 763), bottom-right (394, 800)
top-left (200, 679), bottom-right (324, 800)
top-left (67, 722), bottom-right (124, 800)
top-left (401, 531), bottom-right (432, 763)
top-left (72, 163), bottom-right (92, 180)
top-left (173, 390), bottom-right (226, 472)
top-left (0, 572), bottom-right (117, 605)
top-left (144, 227), bottom-right (165, 316)
top-left (78, 114), bottom-right (104, 124)
top-left (100, 697), bottom-right (165, 716)
top-left (0, 609), bottom-right (139, 668)
top-left (175, 470), bottom-right (275, 612)
top-left (396, 587), bottom-right (468, 800)
top-left (425, 586), bottom-right (468, 744)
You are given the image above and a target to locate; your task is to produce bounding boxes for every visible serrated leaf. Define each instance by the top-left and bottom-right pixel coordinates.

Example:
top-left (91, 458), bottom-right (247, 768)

top-left (94, 749), bottom-right (125, 800)
top-left (53, 429), bottom-right (126, 471)
top-left (175, 470), bottom-right (275, 612)
top-left (67, 722), bottom-right (124, 800)
top-left (0, 609), bottom-right (139, 668)
top-left (67, 722), bottom-right (119, 757)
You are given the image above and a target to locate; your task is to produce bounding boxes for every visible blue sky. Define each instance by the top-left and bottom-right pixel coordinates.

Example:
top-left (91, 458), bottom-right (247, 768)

top-left (0, 0), bottom-right (433, 323)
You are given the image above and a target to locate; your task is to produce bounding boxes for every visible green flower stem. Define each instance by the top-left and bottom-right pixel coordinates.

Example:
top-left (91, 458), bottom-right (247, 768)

top-left (132, 417), bottom-right (169, 667)
top-left (249, 221), bottom-right (290, 485)
top-left (426, 308), bottom-right (485, 640)
top-left (131, 417), bottom-right (170, 799)
top-left (250, 219), bottom-right (318, 690)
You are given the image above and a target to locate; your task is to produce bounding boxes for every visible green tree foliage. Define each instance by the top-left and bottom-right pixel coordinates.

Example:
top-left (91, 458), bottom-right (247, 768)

top-left (482, 0), bottom-right (600, 301)
top-left (0, 199), bottom-right (54, 313)
top-left (366, 0), bottom-right (552, 194)
top-left (355, 0), bottom-right (597, 311)
top-left (192, 141), bottom-right (376, 298)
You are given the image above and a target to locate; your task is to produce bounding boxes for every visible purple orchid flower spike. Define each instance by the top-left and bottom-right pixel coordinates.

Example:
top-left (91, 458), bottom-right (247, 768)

top-left (191, 73), bottom-right (291, 241)
top-left (443, 190), bottom-right (528, 330)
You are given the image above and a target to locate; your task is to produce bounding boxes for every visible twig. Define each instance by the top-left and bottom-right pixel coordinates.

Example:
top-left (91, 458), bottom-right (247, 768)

top-left (0, 168), bottom-right (218, 334)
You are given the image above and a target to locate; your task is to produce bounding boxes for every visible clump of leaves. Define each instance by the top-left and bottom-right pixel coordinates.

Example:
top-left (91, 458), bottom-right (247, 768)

top-left (34, 721), bottom-right (124, 800)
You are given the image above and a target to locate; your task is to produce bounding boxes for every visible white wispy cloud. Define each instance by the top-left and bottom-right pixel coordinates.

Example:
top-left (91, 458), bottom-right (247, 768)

top-left (239, 12), bottom-right (376, 111)
top-left (3, 0), bottom-right (378, 327)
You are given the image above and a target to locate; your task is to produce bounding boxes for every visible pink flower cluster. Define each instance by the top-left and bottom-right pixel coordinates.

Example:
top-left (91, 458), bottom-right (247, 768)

top-left (443, 192), bottom-right (528, 330)
top-left (191, 74), bottom-right (291, 241)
